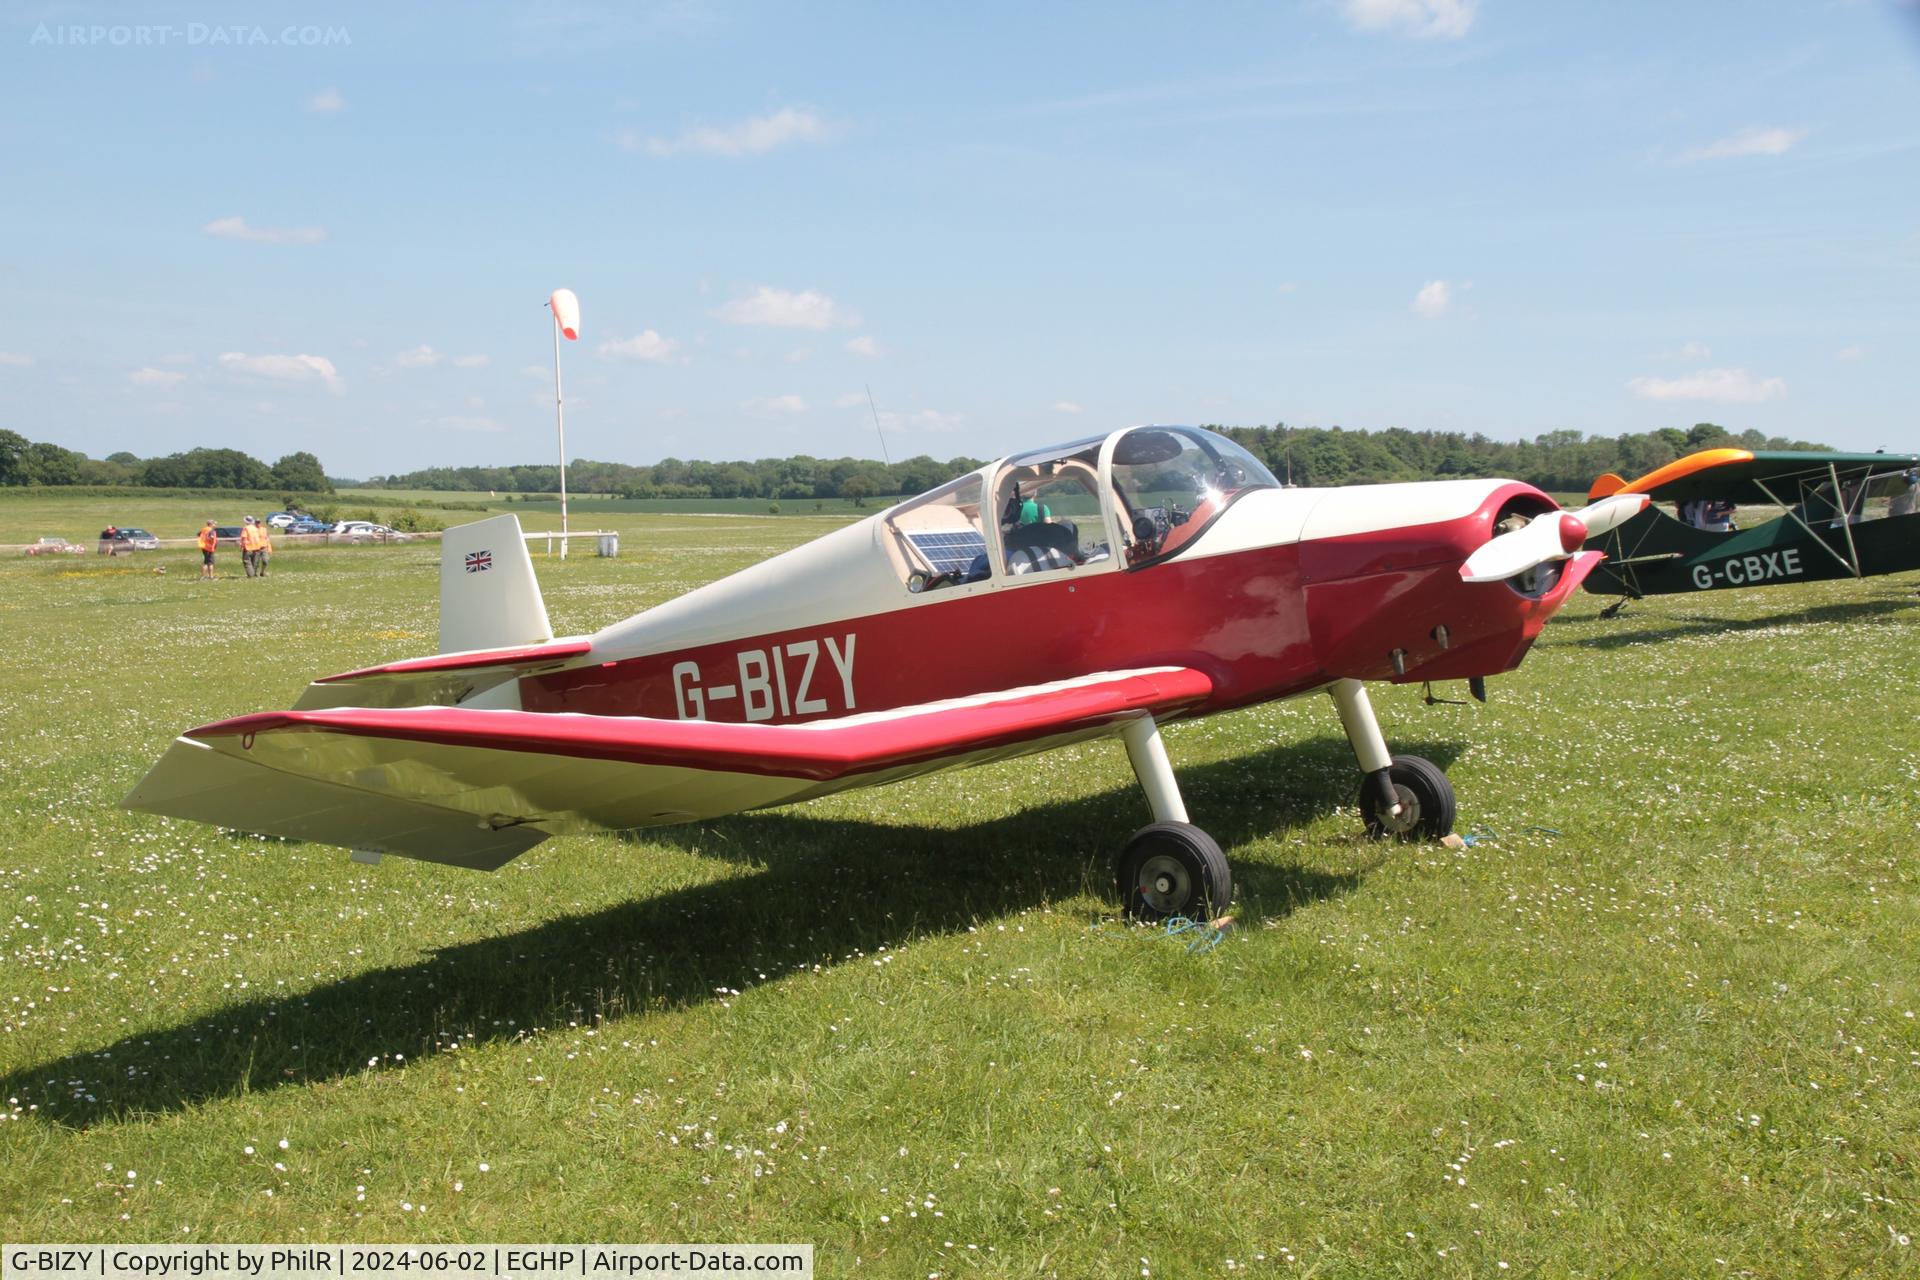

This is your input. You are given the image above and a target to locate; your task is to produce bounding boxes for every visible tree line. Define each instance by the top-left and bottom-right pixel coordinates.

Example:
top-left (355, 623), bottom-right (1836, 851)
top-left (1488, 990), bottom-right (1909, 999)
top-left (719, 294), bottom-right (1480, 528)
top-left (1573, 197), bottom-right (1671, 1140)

top-left (358, 421), bottom-right (1832, 499)
top-left (1, 421), bottom-right (1837, 501)
top-left (0, 431), bottom-right (332, 493)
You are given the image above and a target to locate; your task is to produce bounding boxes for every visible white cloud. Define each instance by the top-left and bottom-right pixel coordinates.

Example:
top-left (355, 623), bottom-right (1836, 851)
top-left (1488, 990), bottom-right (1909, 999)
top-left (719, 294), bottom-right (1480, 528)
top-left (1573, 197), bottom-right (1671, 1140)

top-left (202, 215), bottom-right (326, 245)
top-left (845, 335), bottom-right (880, 358)
top-left (629, 107), bottom-right (830, 158)
top-left (451, 353), bottom-right (490, 368)
top-left (1412, 279), bottom-right (1452, 318)
top-left (0, 351), bottom-right (33, 367)
top-left (881, 407), bottom-right (965, 433)
top-left (745, 394), bottom-right (808, 413)
top-left (435, 415), bottom-right (503, 433)
top-left (1053, 400), bottom-right (1085, 414)
top-left (598, 330), bottom-right (685, 364)
top-left (1835, 345), bottom-right (1865, 361)
top-left (1342, 0), bottom-right (1477, 39)
top-left (1665, 340), bottom-right (1712, 360)
top-left (308, 87), bottom-right (346, 113)
top-left (1626, 368), bottom-right (1786, 404)
top-left (393, 345), bottom-right (443, 368)
top-left (129, 367), bottom-right (186, 388)
top-left (1681, 126), bottom-right (1806, 162)
top-left (716, 286), bottom-right (857, 330)
top-left (218, 351), bottom-right (342, 390)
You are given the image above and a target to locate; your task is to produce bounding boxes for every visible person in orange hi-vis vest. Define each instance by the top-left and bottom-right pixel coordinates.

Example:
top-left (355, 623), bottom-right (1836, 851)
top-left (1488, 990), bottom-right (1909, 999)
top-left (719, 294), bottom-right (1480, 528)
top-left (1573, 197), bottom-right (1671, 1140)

top-left (196, 519), bottom-right (218, 580)
top-left (255, 519), bottom-right (273, 578)
top-left (238, 517), bottom-right (260, 578)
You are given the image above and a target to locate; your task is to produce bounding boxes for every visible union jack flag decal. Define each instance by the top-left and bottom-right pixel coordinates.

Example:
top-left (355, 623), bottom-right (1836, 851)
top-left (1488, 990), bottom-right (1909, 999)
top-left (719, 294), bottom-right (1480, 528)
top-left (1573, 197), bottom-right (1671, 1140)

top-left (465, 550), bottom-right (492, 573)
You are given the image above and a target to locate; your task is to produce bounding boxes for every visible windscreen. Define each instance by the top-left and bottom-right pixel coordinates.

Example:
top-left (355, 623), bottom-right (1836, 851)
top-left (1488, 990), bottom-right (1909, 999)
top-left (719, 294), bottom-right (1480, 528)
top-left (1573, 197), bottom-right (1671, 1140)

top-left (1110, 428), bottom-right (1279, 565)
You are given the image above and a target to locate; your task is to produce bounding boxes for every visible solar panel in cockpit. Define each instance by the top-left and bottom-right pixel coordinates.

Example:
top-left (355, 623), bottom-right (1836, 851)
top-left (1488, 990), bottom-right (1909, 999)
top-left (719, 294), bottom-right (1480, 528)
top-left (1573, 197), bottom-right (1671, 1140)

top-left (905, 529), bottom-right (987, 576)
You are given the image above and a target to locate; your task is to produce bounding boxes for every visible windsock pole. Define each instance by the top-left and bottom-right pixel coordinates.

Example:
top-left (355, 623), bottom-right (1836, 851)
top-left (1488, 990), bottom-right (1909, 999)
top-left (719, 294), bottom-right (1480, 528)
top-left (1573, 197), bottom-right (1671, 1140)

top-left (547, 288), bottom-right (581, 559)
top-left (552, 310), bottom-right (568, 558)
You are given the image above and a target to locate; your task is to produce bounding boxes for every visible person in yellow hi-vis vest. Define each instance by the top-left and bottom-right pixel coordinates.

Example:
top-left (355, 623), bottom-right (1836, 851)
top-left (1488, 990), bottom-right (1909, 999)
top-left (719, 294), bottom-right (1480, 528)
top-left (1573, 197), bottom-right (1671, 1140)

top-left (196, 519), bottom-right (218, 580)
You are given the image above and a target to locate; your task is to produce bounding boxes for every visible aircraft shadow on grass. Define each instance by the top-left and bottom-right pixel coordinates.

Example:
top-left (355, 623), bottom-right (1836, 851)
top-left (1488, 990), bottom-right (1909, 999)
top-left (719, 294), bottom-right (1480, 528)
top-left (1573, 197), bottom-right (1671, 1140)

top-left (7, 735), bottom-right (1461, 1129)
top-left (1552, 595), bottom-right (1918, 652)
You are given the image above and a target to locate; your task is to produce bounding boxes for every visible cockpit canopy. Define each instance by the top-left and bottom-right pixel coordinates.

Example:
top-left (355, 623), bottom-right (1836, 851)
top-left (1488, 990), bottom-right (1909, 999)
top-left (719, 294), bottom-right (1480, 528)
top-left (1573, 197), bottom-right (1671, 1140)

top-left (880, 426), bottom-right (1279, 593)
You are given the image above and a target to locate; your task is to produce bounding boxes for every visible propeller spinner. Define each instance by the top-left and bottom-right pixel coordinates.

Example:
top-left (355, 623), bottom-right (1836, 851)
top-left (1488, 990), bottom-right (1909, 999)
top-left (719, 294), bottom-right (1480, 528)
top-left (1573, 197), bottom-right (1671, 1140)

top-left (1459, 492), bottom-right (1648, 584)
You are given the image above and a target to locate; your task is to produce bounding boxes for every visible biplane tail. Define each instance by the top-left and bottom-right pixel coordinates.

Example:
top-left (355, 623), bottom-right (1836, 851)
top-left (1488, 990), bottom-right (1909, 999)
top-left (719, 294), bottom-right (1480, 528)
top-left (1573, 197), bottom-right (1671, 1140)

top-left (1587, 472), bottom-right (1627, 501)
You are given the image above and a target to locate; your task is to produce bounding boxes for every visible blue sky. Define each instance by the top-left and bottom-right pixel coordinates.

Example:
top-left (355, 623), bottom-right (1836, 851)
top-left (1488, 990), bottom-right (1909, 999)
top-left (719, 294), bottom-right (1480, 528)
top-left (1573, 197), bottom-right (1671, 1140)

top-left (2, 1), bottom-right (1917, 478)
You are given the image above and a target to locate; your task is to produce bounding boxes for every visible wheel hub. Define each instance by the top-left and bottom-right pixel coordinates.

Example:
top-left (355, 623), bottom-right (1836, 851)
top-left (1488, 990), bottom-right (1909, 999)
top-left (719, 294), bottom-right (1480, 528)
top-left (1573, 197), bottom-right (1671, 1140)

top-left (1133, 853), bottom-right (1193, 915)
top-left (1377, 785), bottom-right (1421, 835)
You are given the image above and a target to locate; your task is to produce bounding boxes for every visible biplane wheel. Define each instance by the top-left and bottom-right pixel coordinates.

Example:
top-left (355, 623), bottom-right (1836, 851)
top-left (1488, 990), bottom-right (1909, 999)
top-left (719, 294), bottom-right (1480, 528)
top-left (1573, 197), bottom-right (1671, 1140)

top-left (1359, 755), bottom-right (1456, 842)
top-left (1117, 822), bottom-right (1231, 922)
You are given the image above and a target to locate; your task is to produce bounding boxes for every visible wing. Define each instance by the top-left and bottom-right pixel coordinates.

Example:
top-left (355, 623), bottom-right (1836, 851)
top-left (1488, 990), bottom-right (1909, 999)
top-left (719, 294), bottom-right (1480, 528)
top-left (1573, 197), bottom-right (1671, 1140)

top-left (123, 667), bottom-right (1214, 871)
top-left (1589, 449), bottom-right (1920, 505)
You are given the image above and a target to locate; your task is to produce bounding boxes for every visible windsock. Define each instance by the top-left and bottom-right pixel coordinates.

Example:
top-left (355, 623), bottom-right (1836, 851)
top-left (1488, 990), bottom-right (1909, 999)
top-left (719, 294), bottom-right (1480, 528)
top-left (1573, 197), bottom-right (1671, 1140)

top-left (550, 288), bottom-right (581, 341)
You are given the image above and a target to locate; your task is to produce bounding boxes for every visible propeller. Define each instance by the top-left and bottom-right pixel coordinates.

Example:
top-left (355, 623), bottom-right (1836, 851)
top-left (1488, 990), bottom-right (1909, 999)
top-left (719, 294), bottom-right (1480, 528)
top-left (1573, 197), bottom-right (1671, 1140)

top-left (1459, 492), bottom-right (1649, 583)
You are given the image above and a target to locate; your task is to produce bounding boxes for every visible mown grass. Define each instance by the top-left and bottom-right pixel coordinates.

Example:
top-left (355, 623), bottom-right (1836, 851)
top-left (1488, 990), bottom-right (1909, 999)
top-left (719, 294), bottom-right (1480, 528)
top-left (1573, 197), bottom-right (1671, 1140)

top-left (1, 504), bottom-right (1916, 1278)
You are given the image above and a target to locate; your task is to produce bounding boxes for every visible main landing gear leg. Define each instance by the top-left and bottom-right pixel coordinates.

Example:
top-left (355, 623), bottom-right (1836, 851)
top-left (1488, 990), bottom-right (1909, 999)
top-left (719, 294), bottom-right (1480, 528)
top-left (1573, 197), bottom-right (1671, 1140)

top-left (1115, 715), bottom-right (1231, 922)
top-left (1328, 678), bottom-right (1456, 841)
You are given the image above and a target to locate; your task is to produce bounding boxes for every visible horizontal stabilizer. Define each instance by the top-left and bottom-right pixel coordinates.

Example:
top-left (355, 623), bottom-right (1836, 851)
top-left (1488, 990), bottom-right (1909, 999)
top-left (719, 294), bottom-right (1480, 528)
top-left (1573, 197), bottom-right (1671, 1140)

top-left (294, 639), bottom-right (593, 710)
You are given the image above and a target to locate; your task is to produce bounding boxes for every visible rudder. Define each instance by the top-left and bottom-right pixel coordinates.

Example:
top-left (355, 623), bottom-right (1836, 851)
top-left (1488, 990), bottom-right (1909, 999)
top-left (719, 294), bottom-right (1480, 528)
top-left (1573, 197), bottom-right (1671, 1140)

top-left (439, 514), bottom-right (553, 654)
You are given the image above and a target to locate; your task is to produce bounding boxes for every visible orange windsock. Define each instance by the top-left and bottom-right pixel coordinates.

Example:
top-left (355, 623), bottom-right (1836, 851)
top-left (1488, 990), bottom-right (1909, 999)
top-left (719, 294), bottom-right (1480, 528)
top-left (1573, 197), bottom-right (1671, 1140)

top-left (550, 288), bottom-right (581, 341)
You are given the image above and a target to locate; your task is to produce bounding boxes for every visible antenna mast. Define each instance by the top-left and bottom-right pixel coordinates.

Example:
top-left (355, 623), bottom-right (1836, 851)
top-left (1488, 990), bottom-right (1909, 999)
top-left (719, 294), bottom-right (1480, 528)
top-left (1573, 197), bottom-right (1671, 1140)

top-left (866, 384), bottom-right (891, 465)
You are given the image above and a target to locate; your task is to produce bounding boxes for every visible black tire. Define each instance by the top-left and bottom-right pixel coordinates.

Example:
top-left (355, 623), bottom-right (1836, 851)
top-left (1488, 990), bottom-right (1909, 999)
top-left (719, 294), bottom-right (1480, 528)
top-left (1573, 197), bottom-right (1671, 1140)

top-left (1117, 822), bottom-right (1232, 922)
top-left (1359, 754), bottom-right (1456, 841)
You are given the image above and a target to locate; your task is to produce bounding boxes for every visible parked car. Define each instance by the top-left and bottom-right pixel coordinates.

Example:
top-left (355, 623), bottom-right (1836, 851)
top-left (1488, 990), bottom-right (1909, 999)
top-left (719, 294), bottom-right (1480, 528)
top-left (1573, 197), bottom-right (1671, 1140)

top-left (266, 512), bottom-right (298, 529)
top-left (24, 536), bottom-right (86, 556)
top-left (286, 518), bottom-right (331, 535)
top-left (333, 520), bottom-right (411, 543)
top-left (111, 527), bottom-right (160, 551)
top-left (213, 525), bottom-right (245, 547)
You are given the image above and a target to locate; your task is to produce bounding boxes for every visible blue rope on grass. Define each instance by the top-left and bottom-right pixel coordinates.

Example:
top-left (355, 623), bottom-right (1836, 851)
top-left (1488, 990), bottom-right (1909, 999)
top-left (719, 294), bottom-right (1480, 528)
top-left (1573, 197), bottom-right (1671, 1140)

top-left (1459, 822), bottom-right (1560, 848)
top-left (1091, 914), bottom-right (1227, 954)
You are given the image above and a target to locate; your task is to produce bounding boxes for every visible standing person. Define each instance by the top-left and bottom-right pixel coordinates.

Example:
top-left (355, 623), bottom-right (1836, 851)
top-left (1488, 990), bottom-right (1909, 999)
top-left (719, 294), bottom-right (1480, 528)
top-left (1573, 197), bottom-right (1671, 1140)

top-left (239, 516), bottom-right (260, 578)
top-left (197, 519), bottom-right (218, 579)
top-left (256, 518), bottom-right (273, 577)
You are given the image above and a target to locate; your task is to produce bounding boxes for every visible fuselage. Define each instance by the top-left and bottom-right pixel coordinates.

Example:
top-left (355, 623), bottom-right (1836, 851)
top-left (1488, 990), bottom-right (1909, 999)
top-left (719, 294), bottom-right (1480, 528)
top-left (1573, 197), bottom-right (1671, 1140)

top-left (513, 448), bottom-right (1587, 727)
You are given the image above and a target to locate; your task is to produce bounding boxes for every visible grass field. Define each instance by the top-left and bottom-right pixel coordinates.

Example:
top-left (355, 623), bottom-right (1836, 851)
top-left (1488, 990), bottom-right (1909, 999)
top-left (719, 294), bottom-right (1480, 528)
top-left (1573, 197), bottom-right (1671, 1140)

top-left (1, 501), bottom-right (1916, 1277)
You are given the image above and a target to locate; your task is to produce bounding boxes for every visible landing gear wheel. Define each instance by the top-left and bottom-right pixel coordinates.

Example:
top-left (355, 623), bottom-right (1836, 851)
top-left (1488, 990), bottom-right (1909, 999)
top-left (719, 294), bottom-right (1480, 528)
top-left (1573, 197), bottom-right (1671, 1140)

top-left (1360, 755), bottom-right (1456, 841)
top-left (1117, 822), bottom-right (1231, 922)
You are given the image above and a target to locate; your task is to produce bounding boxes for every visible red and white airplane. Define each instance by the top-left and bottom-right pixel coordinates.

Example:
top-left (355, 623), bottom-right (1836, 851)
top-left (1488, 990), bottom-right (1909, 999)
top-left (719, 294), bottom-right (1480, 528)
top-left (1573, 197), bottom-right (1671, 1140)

top-left (125, 426), bottom-right (1644, 921)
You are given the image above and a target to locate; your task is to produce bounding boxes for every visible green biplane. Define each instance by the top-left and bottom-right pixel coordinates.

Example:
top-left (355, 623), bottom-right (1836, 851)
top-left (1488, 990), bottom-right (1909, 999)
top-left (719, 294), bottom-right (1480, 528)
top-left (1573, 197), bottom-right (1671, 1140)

top-left (1581, 447), bottom-right (1920, 613)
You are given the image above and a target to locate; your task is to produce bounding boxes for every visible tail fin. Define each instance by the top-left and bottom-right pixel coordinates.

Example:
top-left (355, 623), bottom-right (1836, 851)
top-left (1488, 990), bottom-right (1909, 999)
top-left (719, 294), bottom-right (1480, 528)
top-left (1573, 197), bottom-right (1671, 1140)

top-left (439, 514), bottom-right (553, 654)
top-left (1587, 472), bottom-right (1626, 501)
